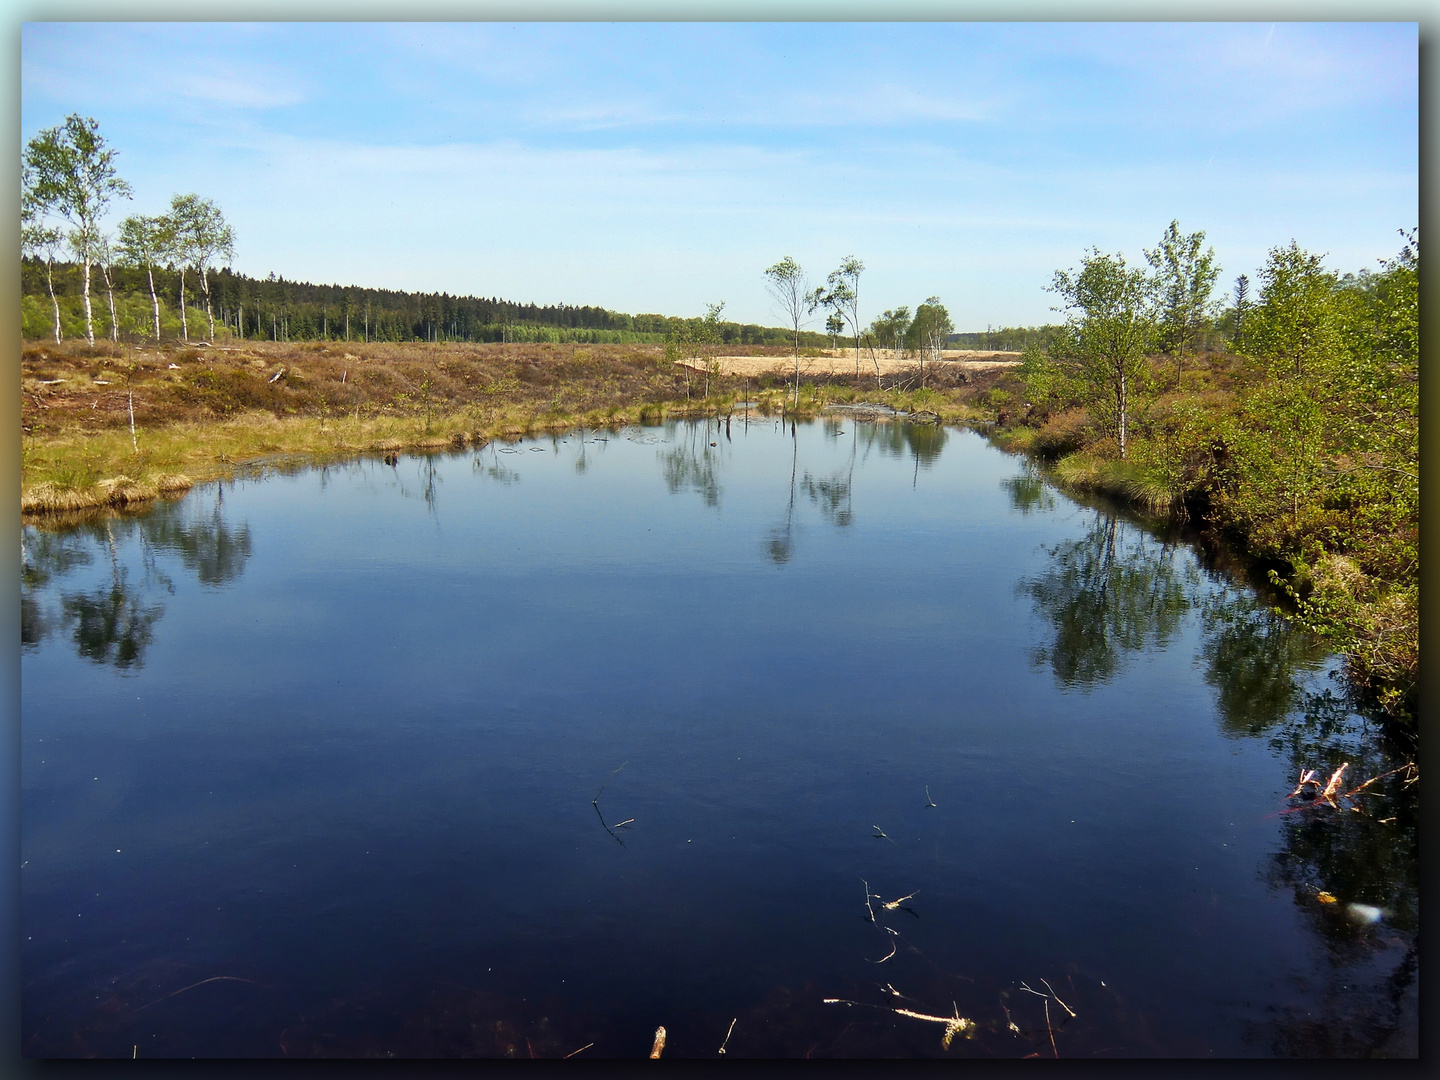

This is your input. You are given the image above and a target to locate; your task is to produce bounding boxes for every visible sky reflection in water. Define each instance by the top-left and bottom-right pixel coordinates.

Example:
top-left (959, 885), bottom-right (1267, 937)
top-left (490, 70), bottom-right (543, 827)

top-left (21, 418), bottom-right (1416, 1058)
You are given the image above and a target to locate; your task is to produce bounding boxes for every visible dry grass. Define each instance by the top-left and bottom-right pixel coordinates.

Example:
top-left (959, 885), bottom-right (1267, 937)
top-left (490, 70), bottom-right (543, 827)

top-left (21, 337), bottom-right (1010, 520)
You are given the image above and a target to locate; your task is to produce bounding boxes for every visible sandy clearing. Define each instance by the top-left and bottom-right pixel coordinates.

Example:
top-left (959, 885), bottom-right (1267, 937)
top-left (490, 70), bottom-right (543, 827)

top-left (680, 348), bottom-right (1021, 378)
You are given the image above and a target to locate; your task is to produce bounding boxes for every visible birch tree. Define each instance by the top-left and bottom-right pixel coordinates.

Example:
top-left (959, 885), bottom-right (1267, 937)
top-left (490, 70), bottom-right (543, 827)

top-left (909, 296), bottom-right (953, 389)
top-left (168, 193), bottom-right (235, 341)
top-left (823, 256), bottom-right (867, 379)
top-left (764, 256), bottom-right (818, 406)
top-left (21, 164), bottom-right (65, 343)
top-left (22, 115), bottom-right (132, 346)
top-left (1144, 220), bottom-right (1220, 373)
top-left (94, 233), bottom-right (120, 341)
top-left (1049, 249), bottom-right (1155, 459)
top-left (116, 213), bottom-right (168, 341)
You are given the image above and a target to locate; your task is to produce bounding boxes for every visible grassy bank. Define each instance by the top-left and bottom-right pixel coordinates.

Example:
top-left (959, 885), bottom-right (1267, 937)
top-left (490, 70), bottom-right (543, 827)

top-left (972, 346), bottom-right (1418, 721)
top-left (25, 333), bottom-right (1409, 719)
top-left (20, 338), bottom-right (986, 516)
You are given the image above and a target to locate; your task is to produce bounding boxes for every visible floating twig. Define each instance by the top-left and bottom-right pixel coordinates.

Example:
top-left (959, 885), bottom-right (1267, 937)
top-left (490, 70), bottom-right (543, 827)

top-left (1041, 978), bottom-right (1076, 1019)
top-left (593, 761), bottom-right (627, 805)
top-left (879, 983), bottom-right (916, 1002)
top-left (593, 802), bottom-right (626, 846)
top-left (891, 1002), bottom-right (976, 1050)
top-left (862, 879), bottom-right (876, 923)
top-left (593, 762), bottom-right (631, 845)
top-left (134, 976), bottom-right (259, 1013)
top-left (562, 1042), bottom-right (594, 1059)
top-left (718, 1017), bottom-right (737, 1054)
top-left (1286, 761), bottom-right (1416, 813)
top-left (868, 927), bottom-right (899, 963)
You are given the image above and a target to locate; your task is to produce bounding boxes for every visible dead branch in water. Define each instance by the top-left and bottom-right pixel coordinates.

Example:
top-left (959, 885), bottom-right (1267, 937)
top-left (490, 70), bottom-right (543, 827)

top-left (823, 997), bottom-right (975, 1050)
top-left (592, 762), bottom-right (632, 844)
top-left (1287, 760), bottom-right (1417, 813)
top-left (868, 926), bottom-right (899, 963)
top-left (593, 761), bottom-right (627, 805)
top-left (718, 1017), bottom-right (737, 1054)
top-left (649, 1026), bottom-right (666, 1058)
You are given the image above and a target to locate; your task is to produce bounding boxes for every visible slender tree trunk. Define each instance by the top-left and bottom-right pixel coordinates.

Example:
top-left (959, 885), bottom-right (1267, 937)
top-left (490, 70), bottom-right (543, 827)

top-left (45, 258), bottom-right (61, 343)
top-left (178, 268), bottom-right (189, 340)
top-left (793, 323), bottom-right (800, 407)
top-left (101, 262), bottom-right (118, 341)
top-left (82, 256), bottom-right (95, 345)
top-left (146, 265), bottom-right (160, 340)
top-left (201, 266), bottom-right (215, 340)
top-left (1111, 371), bottom-right (1123, 457)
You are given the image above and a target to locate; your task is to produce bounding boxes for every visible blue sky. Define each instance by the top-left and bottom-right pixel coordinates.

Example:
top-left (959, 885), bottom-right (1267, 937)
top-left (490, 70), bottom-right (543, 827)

top-left (20, 21), bottom-right (1418, 330)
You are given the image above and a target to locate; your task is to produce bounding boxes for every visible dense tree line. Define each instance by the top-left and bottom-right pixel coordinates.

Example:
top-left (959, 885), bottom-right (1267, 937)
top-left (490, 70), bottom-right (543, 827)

top-left (21, 258), bottom-right (835, 348)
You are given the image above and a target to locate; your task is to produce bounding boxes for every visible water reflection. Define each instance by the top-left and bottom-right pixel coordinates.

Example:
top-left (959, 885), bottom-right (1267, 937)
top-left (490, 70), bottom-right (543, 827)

top-left (867, 420), bottom-right (947, 466)
top-left (765, 422), bottom-right (799, 564)
top-left (21, 488), bottom-right (252, 669)
top-left (1015, 496), bottom-right (1417, 1053)
top-left (1019, 511), bottom-right (1193, 688)
top-left (1254, 688), bottom-right (1418, 1055)
top-left (659, 418), bottom-right (724, 508)
top-left (1199, 595), bottom-right (1326, 737)
top-left (802, 421), bottom-right (856, 529)
top-left (60, 576), bottom-right (163, 669)
top-left (142, 493), bottom-right (253, 587)
top-left (1000, 465), bottom-right (1056, 516)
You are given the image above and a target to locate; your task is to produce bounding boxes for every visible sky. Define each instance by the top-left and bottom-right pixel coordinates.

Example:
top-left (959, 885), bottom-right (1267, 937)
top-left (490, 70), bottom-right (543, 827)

top-left (20, 21), bottom-right (1419, 331)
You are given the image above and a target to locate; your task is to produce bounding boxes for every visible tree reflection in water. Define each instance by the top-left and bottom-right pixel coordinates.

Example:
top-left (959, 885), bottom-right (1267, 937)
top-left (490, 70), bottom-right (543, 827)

top-left (659, 417), bottom-right (723, 509)
top-left (21, 487), bottom-right (253, 670)
top-left (1018, 500), bottom-right (1418, 1056)
top-left (1019, 511), bottom-right (1193, 688)
top-left (1000, 464), bottom-right (1056, 516)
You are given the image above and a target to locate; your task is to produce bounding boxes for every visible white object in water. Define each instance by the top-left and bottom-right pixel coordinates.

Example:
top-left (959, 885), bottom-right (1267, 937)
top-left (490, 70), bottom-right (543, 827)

top-left (1346, 902), bottom-right (1384, 924)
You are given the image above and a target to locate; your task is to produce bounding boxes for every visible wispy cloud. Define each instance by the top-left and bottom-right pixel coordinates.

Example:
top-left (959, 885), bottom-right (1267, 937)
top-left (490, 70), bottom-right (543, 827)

top-left (18, 22), bottom-right (1417, 327)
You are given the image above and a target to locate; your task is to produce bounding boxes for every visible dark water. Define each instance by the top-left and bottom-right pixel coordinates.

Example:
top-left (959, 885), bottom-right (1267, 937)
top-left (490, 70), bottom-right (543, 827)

top-left (21, 418), bottom-right (1417, 1058)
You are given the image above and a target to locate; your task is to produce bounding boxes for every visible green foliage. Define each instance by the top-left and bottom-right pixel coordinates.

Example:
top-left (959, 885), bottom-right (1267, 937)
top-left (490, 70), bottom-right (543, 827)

top-left (1144, 220), bottom-right (1220, 362)
top-left (1242, 241), bottom-right (1341, 379)
top-left (1002, 226), bottom-right (1418, 716)
top-left (1015, 340), bottom-right (1069, 407)
top-left (1049, 249), bottom-right (1155, 457)
top-left (868, 306), bottom-right (911, 356)
top-left (907, 295), bottom-right (953, 361)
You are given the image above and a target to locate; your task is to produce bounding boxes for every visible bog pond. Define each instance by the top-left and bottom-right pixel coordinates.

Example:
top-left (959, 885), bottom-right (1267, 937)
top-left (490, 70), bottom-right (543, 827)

top-left (21, 417), bottom-right (1417, 1058)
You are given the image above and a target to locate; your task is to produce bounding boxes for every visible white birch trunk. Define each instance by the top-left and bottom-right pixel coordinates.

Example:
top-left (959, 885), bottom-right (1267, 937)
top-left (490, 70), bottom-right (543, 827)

top-left (1118, 369), bottom-right (1128, 459)
top-left (146, 265), bottom-right (160, 340)
top-left (201, 266), bottom-right (215, 340)
top-left (177, 268), bottom-right (189, 340)
top-left (102, 262), bottom-right (118, 341)
top-left (46, 259), bottom-right (61, 343)
top-left (82, 256), bottom-right (95, 345)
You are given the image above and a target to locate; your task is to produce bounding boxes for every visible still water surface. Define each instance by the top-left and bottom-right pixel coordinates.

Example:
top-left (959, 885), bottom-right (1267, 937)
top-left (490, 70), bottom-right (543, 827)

top-left (21, 418), bottom-right (1417, 1057)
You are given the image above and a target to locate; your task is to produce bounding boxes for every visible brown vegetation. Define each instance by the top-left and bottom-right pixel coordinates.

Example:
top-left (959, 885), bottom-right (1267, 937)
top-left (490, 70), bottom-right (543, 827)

top-left (20, 337), bottom-right (1008, 519)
